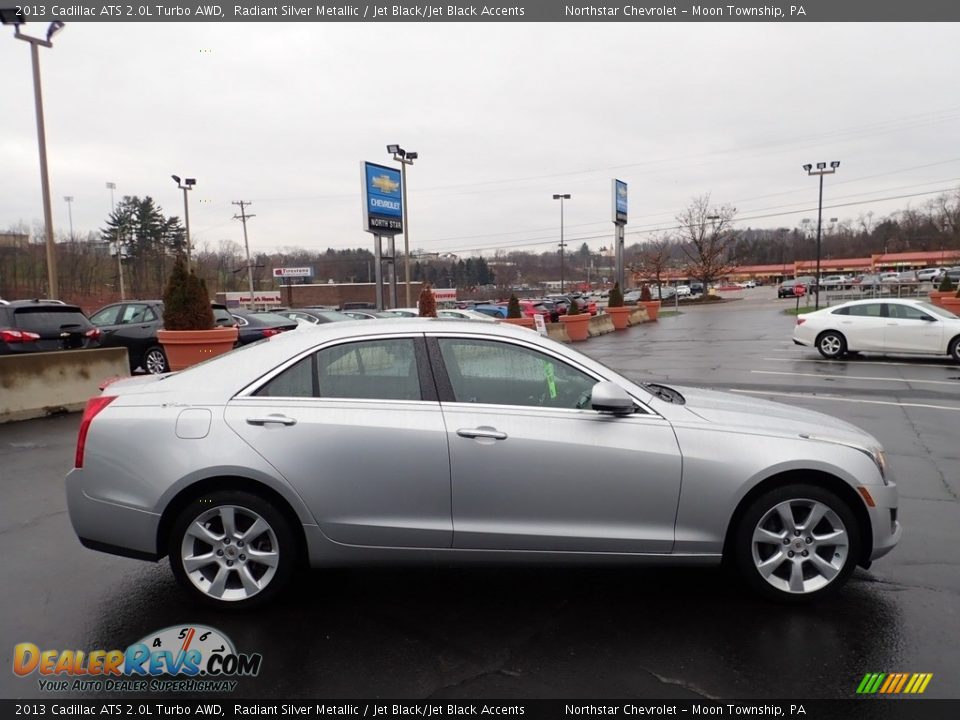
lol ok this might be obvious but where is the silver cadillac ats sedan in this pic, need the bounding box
[66,320,900,607]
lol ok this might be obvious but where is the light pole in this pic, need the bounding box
[387,144,418,306]
[553,193,570,293]
[63,196,74,240]
[802,161,840,310]
[3,14,66,298]
[171,175,196,266]
[106,181,124,299]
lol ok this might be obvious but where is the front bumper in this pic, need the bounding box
[865,480,901,562]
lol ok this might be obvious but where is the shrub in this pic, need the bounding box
[565,297,581,316]
[939,273,955,292]
[640,285,652,302]
[162,255,214,331]
[418,284,437,317]
[506,294,522,318]
[608,282,624,308]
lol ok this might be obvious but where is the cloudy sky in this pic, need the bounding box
[2,21,959,258]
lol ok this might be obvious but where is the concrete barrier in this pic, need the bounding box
[546,323,571,343]
[627,307,650,325]
[0,348,130,423]
[588,314,616,337]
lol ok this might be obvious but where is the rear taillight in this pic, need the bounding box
[85,328,101,340]
[261,328,282,338]
[796,318,806,325]
[75,396,116,468]
[1,329,41,343]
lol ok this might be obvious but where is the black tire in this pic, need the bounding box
[169,490,297,609]
[816,331,847,359]
[143,345,169,375]
[949,336,960,364]
[733,484,861,603]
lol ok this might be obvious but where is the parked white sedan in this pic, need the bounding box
[793,298,960,361]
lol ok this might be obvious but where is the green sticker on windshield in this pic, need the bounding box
[543,361,557,399]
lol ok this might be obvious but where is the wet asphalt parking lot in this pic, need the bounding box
[2,287,958,701]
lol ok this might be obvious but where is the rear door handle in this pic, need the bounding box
[246,414,297,426]
[457,427,507,440]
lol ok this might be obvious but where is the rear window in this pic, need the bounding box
[252,312,295,325]
[13,308,90,333]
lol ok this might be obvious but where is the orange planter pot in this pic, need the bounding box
[939,296,960,316]
[641,300,661,321]
[605,306,632,330]
[158,327,240,371]
[559,313,591,342]
[929,290,954,309]
[500,317,536,329]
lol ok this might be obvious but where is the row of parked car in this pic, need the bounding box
[779,267,960,297]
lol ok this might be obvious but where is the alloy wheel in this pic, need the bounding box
[751,498,850,595]
[144,348,168,374]
[180,504,280,602]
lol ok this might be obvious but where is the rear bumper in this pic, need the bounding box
[65,469,162,559]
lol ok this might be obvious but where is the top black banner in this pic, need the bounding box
[2,0,960,22]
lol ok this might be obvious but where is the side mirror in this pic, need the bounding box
[591,381,635,415]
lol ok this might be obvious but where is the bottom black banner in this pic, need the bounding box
[2,699,957,720]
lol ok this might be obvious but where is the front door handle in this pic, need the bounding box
[457,427,507,440]
[246,414,297,427]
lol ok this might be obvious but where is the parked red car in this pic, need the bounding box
[496,300,552,320]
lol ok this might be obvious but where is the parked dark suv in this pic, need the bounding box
[0,300,101,355]
[89,300,235,374]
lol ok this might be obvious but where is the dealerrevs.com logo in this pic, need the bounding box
[13,625,262,693]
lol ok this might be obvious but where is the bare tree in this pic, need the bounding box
[632,235,672,297]
[675,194,738,291]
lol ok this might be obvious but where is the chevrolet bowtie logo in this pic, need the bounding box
[371,174,400,193]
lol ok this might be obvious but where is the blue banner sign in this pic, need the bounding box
[612,179,628,225]
[362,161,403,234]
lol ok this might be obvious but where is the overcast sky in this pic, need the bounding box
[2,22,959,258]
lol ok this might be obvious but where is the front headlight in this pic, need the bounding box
[870,447,890,485]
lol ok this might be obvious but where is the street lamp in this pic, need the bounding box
[387,144,418,306]
[802,160,840,310]
[172,175,196,266]
[106,181,125,299]
[3,13,66,298]
[63,196,74,240]
[553,194,571,292]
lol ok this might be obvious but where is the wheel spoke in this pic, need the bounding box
[183,552,217,574]
[239,517,270,544]
[187,521,221,545]
[208,566,230,598]
[219,507,237,539]
[757,550,787,578]
[801,503,827,531]
[247,548,279,568]
[238,565,262,595]
[753,527,785,545]
[809,553,840,581]
[814,528,848,546]
[788,560,805,593]
[776,504,797,533]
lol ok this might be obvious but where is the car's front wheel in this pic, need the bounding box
[816,331,847,359]
[143,346,169,374]
[733,484,860,602]
[949,336,960,364]
[169,490,296,608]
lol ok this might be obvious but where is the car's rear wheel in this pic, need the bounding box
[143,346,169,374]
[169,490,296,608]
[816,331,847,359]
[734,484,860,602]
[949,336,960,364]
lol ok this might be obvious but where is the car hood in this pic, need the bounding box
[661,385,879,448]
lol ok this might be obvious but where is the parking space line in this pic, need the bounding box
[750,369,958,386]
[729,389,960,412]
[761,357,959,370]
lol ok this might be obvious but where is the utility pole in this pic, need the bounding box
[232,201,257,309]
